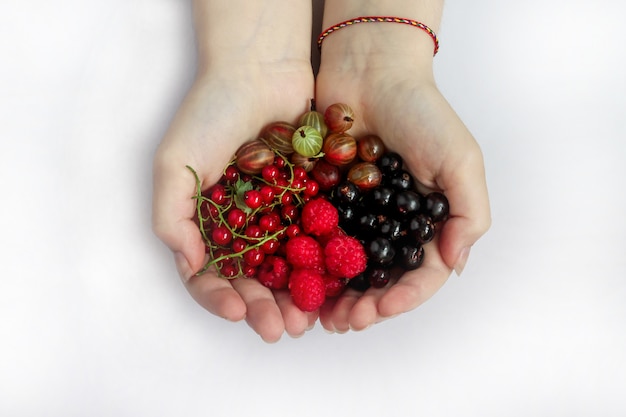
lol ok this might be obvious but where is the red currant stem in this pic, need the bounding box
[245,152,307,208]
[197,227,287,277]
[186,165,213,244]
[222,159,236,175]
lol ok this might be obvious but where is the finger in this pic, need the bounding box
[274,290,319,337]
[437,140,491,275]
[152,155,207,281]
[346,286,389,331]
[319,297,339,332]
[323,289,362,333]
[231,277,285,343]
[377,239,450,318]
[185,272,247,322]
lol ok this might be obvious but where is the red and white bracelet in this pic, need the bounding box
[317,16,440,56]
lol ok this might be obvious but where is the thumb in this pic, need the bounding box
[152,156,207,282]
[437,144,491,276]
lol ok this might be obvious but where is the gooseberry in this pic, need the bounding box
[298,110,328,138]
[357,134,386,162]
[260,121,296,155]
[324,103,354,133]
[347,161,382,191]
[323,132,357,166]
[292,125,323,157]
[235,140,275,175]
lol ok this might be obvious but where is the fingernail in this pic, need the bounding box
[454,246,471,276]
[350,323,372,332]
[174,251,193,282]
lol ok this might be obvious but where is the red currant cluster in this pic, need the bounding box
[190,154,320,279]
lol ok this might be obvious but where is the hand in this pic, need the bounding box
[152,61,317,342]
[315,49,491,332]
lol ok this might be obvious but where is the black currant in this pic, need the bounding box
[348,272,371,292]
[331,180,361,206]
[394,190,423,218]
[365,237,396,266]
[398,244,425,270]
[407,213,435,244]
[367,267,392,288]
[337,203,358,233]
[387,169,414,191]
[378,217,404,242]
[356,212,379,238]
[365,186,395,214]
[424,192,450,223]
[377,152,403,175]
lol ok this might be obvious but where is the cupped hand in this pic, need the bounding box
[152,62,316,342]
[315,61,491,333]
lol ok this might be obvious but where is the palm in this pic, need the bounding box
[315,67,488,331]
[154,63,316,341]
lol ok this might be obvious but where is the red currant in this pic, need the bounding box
[212,225,232,246]
[245,225,263,241]
[260,238,279,255]
[285,224,301,238]
[290,179,305,191]
[259,213,280,233]
[303,180,319,197]
[243,248,265,267]
[281,204,299,223]
[293,166,307,180]
[227,208,246,229]
[223,165,239,183]
[210,185,228,205]
[207,204,220,219]
[219,263,239,278]
[231,237,247,253]
[212,249,232,267]
[281,191,294,205]
[262,165,280,183]
[259,185,275,205]
[242,264,257,278]
[244,190,263,210]
[274,156,286,169]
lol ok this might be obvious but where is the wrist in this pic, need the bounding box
[192,0,311,74]
[318,1,442,74]
[321,0,443,30]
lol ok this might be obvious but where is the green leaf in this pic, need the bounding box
[233,177,254,214]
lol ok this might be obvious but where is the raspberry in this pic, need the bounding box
[300,197,339,236]
[285,235,325,272]
[257,256,290,290]
[324,235,368,279]
[289,269,326,312]
[315,226,345,247]
[324,275,347,298]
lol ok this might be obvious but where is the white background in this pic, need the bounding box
[1,0,625,416]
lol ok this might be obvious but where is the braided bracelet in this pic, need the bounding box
[317,16,439,56]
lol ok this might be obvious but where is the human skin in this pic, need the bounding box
[153,0,491,341]
[315,0,491,332]
[152,0,317,342]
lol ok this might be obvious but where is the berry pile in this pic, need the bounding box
[330,152,449,291]
[188,102,449,311]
